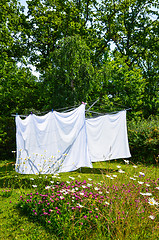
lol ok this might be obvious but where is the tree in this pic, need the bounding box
[0,0,41,159]
[94,0,159,65]
[22,0,98,72]
[0,61,40,159]
[0,0,29,61]
[39,35,96,110]
[93,54,146,117]
[93,0,159,116]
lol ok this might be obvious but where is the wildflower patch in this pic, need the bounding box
[17,176,159,239]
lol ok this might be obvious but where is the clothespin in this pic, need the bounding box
[52,109,53,112]
[82,102,87,105]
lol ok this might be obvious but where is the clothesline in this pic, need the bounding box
[11,98,132,117]
[11,108,132,118]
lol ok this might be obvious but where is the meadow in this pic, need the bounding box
[0,159,158,240]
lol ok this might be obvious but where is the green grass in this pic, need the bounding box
[0,159,158,240]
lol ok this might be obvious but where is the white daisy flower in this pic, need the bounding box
[77,203,84,208]
[140,192,152,196]
[80,192,84,196]
[117,165,121,168]
[138,181,144,184]
[60,196,64,200]
[69,176,75,180]
[124,160,129,164]
[148,198,158,206]
[149,215,155,220]
[130,177,136,180]
[87,183,92,187]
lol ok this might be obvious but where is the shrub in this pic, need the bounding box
[128,116,159,163]
[0,116,16,160]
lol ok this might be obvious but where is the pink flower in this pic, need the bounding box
[84,215,87,219]
[95,215,98,218]
[48,221,51,223]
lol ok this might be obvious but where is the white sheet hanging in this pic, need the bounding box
[15,104,92,174]
[86,111,131,162]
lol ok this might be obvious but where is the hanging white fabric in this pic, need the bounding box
[15,105,131,174]
[15,104,92,174]
[86,111,131,162]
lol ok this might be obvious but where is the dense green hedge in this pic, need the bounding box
[0,115,158,163]
[127,116,159,163]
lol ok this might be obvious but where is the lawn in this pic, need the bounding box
[0,159,158,240]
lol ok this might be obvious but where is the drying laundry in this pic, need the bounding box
[15,104,131,174]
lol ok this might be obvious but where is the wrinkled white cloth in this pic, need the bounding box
[15,104,92,174]
[86,111,131,162]
[15,105,131,174]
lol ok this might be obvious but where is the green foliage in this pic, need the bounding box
[0,61,41,159]
[128,116,159,163]
[40,35,96,109]
[95,0,159,116]
[95,55,146,117]
[0,0,28,60]
[25,0,97,71]
[0,116,15,160]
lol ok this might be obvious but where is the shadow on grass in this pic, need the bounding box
[0,160,15,178]
[75,167,117,175]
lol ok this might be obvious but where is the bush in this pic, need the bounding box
[127,116,159,163]
[0,116,16,160]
